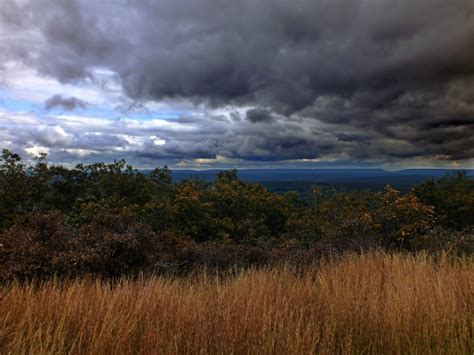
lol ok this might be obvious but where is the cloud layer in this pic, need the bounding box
[1,0,474,167]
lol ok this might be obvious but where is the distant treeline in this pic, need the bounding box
[0,149,473,281]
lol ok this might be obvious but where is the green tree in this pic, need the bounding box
[413,172,474,229]
[0,149,28,227]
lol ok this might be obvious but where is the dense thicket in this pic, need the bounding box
[0,149,473,280]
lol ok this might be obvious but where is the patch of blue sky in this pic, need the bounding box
[0,96,186,122]
[136,111,182,120]
[0,98,35,112]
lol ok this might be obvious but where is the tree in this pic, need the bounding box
[0,149,28,228]
[413,172,474,229]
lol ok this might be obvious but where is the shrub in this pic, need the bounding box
[373,186,435,249]
[195,241,269,270]
[0,211,75,281]
[0,207,198,281]
[412,227,474,254]
[73,205,163,277]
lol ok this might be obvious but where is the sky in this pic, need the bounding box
[1,0,474,169]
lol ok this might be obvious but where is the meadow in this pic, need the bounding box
[1,252,473,354]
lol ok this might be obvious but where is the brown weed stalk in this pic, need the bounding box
[0,252,473,354]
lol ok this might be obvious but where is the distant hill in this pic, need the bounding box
[159,168,474,194]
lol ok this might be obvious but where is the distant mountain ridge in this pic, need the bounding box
[164,168,474,180]
[140,168,474,193]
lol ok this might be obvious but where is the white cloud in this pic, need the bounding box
[0,61,121,106]
[25,145,50,156]
[150,136,166,146]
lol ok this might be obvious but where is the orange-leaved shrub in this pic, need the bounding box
[287,186,435,250]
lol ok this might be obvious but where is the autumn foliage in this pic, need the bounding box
[0,149,473,281]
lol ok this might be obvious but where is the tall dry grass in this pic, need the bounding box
[0,252,473,354]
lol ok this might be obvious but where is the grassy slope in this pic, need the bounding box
[0,253,473,354]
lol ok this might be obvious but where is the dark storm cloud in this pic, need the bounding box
[246,108,274,123]
[44,94,88,111]
[2,0,474,164]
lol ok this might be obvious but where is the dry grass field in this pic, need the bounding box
[0,252,473,354]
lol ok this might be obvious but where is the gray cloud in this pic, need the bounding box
[44,94,88,111]
[1,0,474,165]
[246,108,274,123]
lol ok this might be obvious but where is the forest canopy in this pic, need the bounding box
[0,149,473,281]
